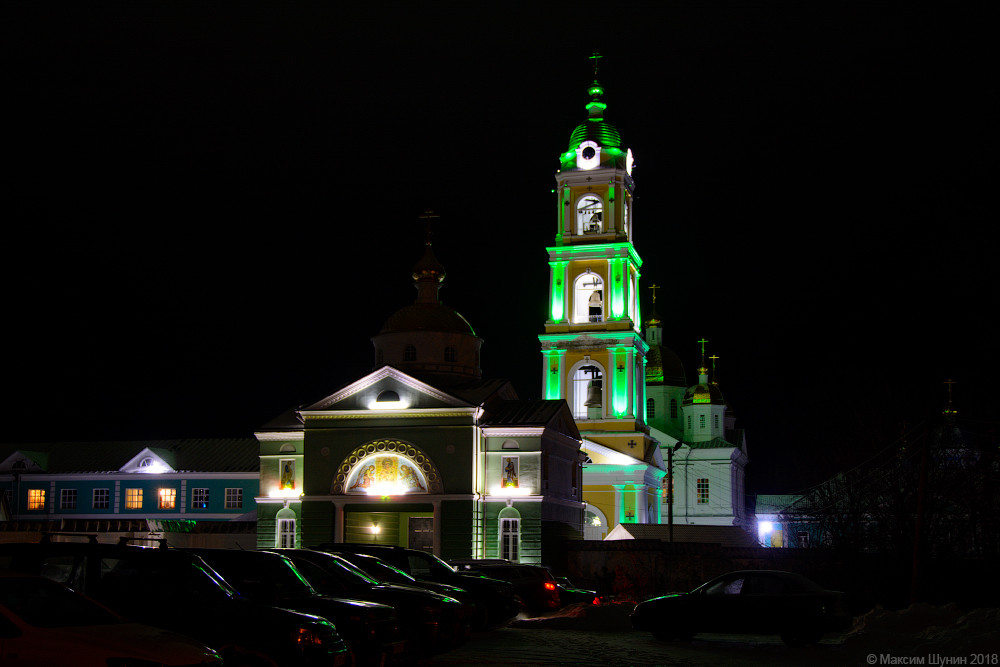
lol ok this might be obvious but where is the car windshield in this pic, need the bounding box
[347,554,418,585]
[0,576,122,628]
[202,554,317,600]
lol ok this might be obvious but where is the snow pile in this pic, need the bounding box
[509,602,635,632]
[843,603,1000,654]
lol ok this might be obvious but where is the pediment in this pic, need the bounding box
[302,366,470,412]
[120,447,175,474]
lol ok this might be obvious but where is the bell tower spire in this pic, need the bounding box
[539,61,659,532]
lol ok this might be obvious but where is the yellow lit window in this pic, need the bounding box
[27,488,46,510]
[158,488,176,509]
[125,488,143,510]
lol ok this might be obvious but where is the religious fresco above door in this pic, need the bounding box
[333,439,443,495]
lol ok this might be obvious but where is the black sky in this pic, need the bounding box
[3,3,993,495]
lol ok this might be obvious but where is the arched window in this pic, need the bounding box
[403,345,416,361]
[583,504,608,540]
[276,507,297,548]
[572,364,603,420]
[646,397,655,418]
[575,194,603,235]
[498,506,520,562]
[573,272,603,324]
[444,346,456,362]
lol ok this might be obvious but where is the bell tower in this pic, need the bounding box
[539,58,662,531]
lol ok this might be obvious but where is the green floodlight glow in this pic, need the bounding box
[586,101,607,113]
[610,259,626,319]
[550,261,568,321]
[544,352,563,400]
[612,347,628,417]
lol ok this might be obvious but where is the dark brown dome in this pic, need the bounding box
[379,303,476,336]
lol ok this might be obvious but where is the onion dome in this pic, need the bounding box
[646,345,688,387]
[682,365,726,406]
[567,79,622,151]
[373,233,483,385]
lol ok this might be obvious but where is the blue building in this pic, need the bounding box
[0,439,258,546]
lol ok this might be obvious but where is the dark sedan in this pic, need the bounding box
[630,570,851,646]
[271,548,470,655]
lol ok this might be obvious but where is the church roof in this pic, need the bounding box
[0,439,259,474]
[481,399,569,426]
[685,436,736,450]
[645,344,687,386]
[378,302,476,336]
[683,381,726,406]
[567,79,621,151]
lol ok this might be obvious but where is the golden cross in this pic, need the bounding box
[649,283,661,303]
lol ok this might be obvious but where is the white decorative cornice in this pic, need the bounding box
[255,431,305,442]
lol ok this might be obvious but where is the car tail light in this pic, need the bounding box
[544,582,556,591]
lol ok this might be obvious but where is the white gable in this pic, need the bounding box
[304,366,469,411]
[120,448,175,474]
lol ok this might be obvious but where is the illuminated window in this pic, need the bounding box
[670,399,678,419]
[500,516,519,562]
[191,488,209,509]
[225,488,243,509]
[403,345,416,361]
[697,478,709,504]
[125,488,143,510]
[27,489,46,510]
[93,488,109,509]
[573,272,603,324]
[444,346,456,362]
[138,457,154,469]
[277,518,296,548]
[158,488,176,509]
[646,398,655,418]
[59,489,77,510]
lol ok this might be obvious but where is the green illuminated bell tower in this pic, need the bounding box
[539,64,663,533]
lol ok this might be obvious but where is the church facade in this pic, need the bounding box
[254,238,584,564]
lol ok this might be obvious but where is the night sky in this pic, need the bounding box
[4,3,992,496]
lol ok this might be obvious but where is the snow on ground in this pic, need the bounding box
[511,601,1000,653]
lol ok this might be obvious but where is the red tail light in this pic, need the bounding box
[544,582,556,591]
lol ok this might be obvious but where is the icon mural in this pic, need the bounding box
[279,459,295,490]
[348,455,426,493]
[501,456,518,488]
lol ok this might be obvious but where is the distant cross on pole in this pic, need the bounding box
[709,354,720,382]
[418,210,439,244]
[943,378,957,415]
[697,338,709,360]
[649,283,661,304]
[589,51,603,79]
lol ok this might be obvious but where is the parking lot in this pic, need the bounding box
[416,625,853,667]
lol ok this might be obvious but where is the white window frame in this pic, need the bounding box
[60,488,77,510]
[191,488,209,509]
[277,518,296,548]
[573,272,604,324]
[500,517,519,562]
[225,487,243,509]
[93,488,110,509]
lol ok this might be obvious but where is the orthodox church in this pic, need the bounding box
[254,231,584,564]
[537,76,749,540]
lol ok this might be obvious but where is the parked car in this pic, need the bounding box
[312,543,520,629]
[0,537,349,667]
[449,559,560,613]
[185,547,407,666]
[271,548,470,655]
[554,576,601,606]
[630,569,852,646]
[327,550,482,622]
[0,572,222,667]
